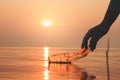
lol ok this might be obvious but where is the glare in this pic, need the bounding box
[44,69,49,80]
[43,47,49,80]
[43,21,52,27]
[43,47,49,60]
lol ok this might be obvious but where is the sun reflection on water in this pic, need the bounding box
[43,47,49,80]
[43,47,49,61]
[44,69,49,80]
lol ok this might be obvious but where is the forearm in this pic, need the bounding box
[100,9,119,29]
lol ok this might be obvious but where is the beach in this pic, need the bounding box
[0,47,119,80]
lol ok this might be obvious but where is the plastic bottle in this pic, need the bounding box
[48,48,91,63]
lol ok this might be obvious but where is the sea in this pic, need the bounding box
[0,47,119,80]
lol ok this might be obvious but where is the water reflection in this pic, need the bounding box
[43,47,94,80]
[44,68,49,80]
[48,63,90,80]
[43,47,49,80]
[43,61,49,80]
[43,47,49,61]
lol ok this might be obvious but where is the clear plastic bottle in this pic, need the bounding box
[48,48,91,63]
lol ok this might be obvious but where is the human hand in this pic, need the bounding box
[81,26,110,51]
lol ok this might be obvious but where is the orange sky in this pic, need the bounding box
[0,0,120,48]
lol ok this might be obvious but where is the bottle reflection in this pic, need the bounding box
[48,63,90,80]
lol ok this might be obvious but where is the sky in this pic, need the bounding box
[0,0,120,48]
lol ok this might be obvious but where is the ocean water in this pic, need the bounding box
[0,47,119,80]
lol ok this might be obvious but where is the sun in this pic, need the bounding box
[42,20,52,27]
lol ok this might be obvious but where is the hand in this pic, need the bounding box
[81,26,110,51]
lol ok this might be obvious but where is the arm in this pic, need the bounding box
[81,8,119,51]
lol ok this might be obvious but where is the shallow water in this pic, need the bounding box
[0,47,119,80]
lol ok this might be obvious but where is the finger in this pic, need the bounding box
[89,37,99,51]
[81,31,91,49]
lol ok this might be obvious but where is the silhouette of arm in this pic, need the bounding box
[81,1,120,51]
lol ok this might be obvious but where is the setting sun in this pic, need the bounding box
[42,20,52,27]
